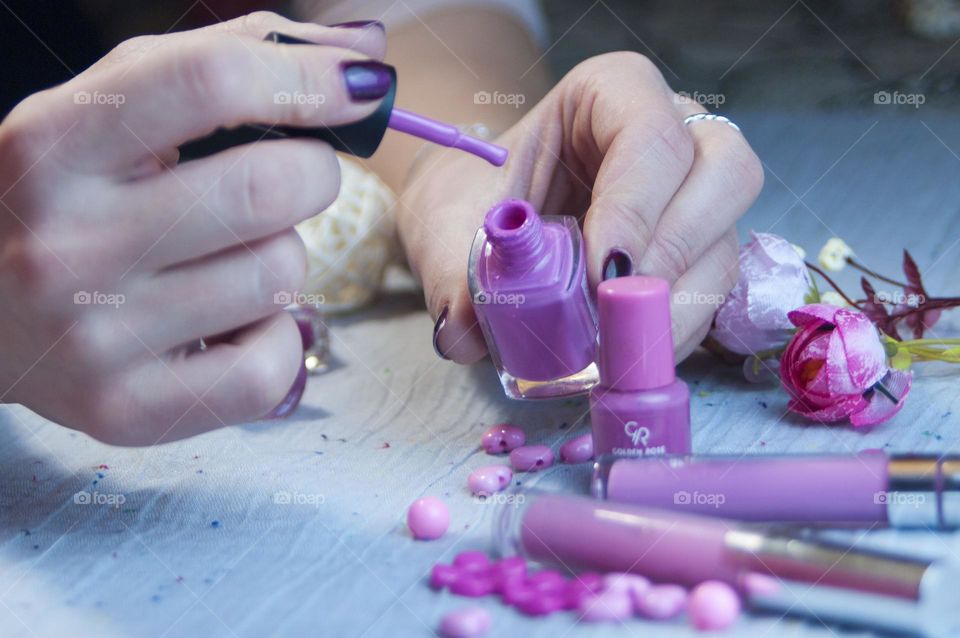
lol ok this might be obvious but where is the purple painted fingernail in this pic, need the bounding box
[509,445,555,472]
[342,61,392,101]
[263,363,307,419]
[328,20,385,30]
[602,248,633,281]
[433,305,450,360]
[559,433,594,464]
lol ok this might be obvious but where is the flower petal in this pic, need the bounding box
[850,370,913,427]
[788,303,839,328]
[832,309,886,392]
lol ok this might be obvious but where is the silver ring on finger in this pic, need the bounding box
[682,113,741,133]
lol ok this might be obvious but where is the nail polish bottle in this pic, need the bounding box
[468,199,598,399]
[590,276,690,456]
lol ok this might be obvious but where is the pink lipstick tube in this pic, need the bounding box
[592,452,960,529]
[494,492,960,636]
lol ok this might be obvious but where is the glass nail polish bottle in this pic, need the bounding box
[468,199,598,399]
[590,276,691,456]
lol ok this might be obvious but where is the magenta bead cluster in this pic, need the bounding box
[430,552,741,631]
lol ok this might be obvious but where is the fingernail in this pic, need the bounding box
[264,363,307,419]
[342,61,393,101]
[433,305,451,360]
[328,20,385,31]
[602,248,634,281]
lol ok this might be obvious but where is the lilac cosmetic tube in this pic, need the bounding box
[592,452,960,529]
[468,199,598,399]
[495,492,960,636]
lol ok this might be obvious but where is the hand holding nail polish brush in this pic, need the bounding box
[180,32,508,166]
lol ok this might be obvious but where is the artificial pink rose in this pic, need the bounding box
[780,304,912,427]
[711,232,812,356]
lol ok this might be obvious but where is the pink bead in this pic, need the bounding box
[516,592,565,617]
[688,581,741,631]
[450,575,496,598]
[527,569,567,593]
[491,557,527,592]
[559,433,595,463]
[578,589,634,622]
[438,606,491,638]
[453,551,492,576]
[602,572,650,596]
[467,465,513,497]
[481,423,526,454]
[501,581,536,607]
[634,584,688,620]
[509,445,555,472]
[564,573,604,610]
[430,564,460,590]
[407,496,450,540]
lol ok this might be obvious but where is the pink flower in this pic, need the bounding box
[780,304,912,427]
[711,232,812,356]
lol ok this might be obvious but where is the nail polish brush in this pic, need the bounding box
[179,32,507,166]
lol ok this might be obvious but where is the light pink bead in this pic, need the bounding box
[559,433,595,463]
[634,584,687,620]
[468,465,513,497]
[438,606,491,638]
[602,572,650,597]
[688,581,741,631]
[577,589,633,622]
[430,564,460,590]
[407,496,449,540]
[509,445,555,472]
[481,423,526,454]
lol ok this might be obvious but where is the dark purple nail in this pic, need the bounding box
[602,249,633,281]
[264,363,307,419]
[433,305,450,360]
[328,20,385,31]
[265,32,317,45]
[342,61,392,101]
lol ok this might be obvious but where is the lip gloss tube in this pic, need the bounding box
[591,452,960,529]
[494,492,960,637]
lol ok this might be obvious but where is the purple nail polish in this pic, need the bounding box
[263,363,307,419]
[432,305,450,360]
[328,20,385,30]
[602,248,633,281]
[590,276,691,457]
[468,199,598,399]
[342,61,392,101]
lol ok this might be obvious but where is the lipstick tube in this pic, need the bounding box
[592,452,960,529]
[494,492,960,637]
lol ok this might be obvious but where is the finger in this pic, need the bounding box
[636,116,763,282]
[577,60,697,287]
[670,230,739,359]
[103,311,303,445]
[116,139,338,270]
[122,230,305,353]
[58,35,392,171]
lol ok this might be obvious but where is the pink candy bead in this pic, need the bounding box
[634,584,688,620]
[431,564,460,590]
[516,592,565,617]
[688,581,741,631]
[453,551,492,575]
[407,496,450,540]
[438,606,491,638]
[481,424,526,454]
[559,433,595,463]
[467,465,513,497]
[527,569,566,593]
[578,588,634,622]
[564,573,604,610]
[602,572,650,597]
[451,576,496,598]
[509,445,555,472]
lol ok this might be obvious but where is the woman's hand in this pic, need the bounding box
[398,52,763,363]
[0,12,387,444]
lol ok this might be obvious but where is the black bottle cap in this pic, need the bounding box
[179,32,396,161]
